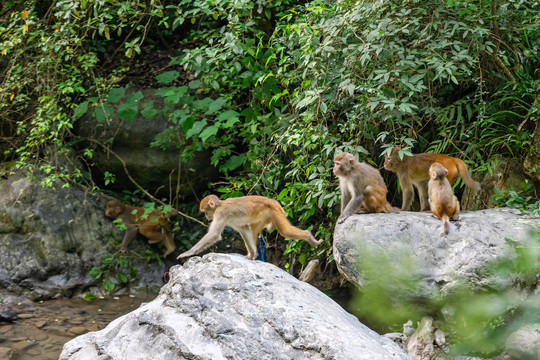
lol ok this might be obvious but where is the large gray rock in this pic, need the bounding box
[59,253,412,360]
[0,170,167,299]
[334,208,540,297]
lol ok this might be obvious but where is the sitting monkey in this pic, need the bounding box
[427,162,460,234]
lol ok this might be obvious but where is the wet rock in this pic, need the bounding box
[68,326,87,336]
[0,303,17,322]
[60,253,412,360]
[0,324,13,333]
[34,320,46,328]
[17,313,34,319]
[334,208,540,298]
[0,347,13,360]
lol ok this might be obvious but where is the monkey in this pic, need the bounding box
[176,195,322,261]
[105,199,177,257]
[428,162,460,234]
[383,147,481,211]
[333,152,393,224]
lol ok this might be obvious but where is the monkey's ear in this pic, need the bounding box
[349,158,354,165]
[208,199,216,208]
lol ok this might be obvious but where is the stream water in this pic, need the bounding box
[0,294,157,360]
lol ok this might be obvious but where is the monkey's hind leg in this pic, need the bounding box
[161,228,176,257]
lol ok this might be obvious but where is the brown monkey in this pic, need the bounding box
[105,200,177,257]
[333,152,393,224]
[383,147,481,211]
[177,195,322,260]
[428,162,460,234]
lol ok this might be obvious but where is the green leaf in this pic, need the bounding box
[73,101,89,119]
[88,267,102,279]
[199,125,219,142]
[118,103,138,122]
[126,91,144,105]
[277,188,288,201]
[156,70,180,84]
[83,292,96,301]
[186,119,207,139]
[103,280,115,292]
[222,117,240,128]
[141,101,160,118]
[94,104,114,122]
[188,80,202,89]
[192,98,214,111]
[116,272,128,284]
[107,87,125,103]
[207,97,228,114]
[222,154,246,171]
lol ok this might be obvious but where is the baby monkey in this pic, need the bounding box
[428,162,460,234]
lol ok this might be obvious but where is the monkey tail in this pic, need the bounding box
[270,203,322,246]
[442,215,450,235]
[456,159,481,191]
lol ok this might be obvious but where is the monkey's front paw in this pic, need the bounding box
[176,251,191,260]
[337,216,348,224]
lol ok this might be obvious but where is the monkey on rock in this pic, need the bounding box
[333,152,393,224]
[177,195,322,261]
[384,147,481,211]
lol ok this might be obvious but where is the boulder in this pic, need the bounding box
[333,208,540,298]
[0,170,168,299]
[505,324,540,359]
[73,88,218,198]
[60,253,412,360]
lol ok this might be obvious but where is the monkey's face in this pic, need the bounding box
[333,153,353,176]
[200,197,218,221]
[333,160,342,176]
[383,148,401,170]
[105,206,117,219]
[201,205,216,221]
[105,201,122,219]
[383,153,397,170]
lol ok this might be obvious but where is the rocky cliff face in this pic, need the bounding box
[0,170,168,299]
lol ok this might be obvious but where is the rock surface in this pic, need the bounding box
[505,324,540,359]
[334,208,540,297]
[0,170,167,299]
[60,253,412,360]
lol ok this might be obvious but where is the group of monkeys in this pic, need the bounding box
[104,147,481,261]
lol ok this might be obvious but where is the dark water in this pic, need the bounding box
[0,294,157,360]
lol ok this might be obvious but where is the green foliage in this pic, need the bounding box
[1,0,538,273]
[351,232,540,357]
[492,179,540,215]
[88,254,138,295]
